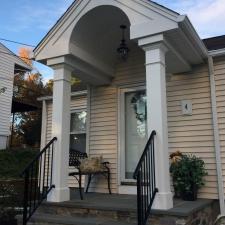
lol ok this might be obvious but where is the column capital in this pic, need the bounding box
[141,42,168,54]
[47,56,74,72]
[138,34,168,52]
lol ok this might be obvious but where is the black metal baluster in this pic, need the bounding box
[147,148,150,206]
[46,147,50,190]
[33,160,38,211]
[133,131,157,225]
[29,164,34,216]
[152,138,156,191]
[150,141,153,199]
[143,158,146,219]
[42,151,47,198]
[137,171,141,225]
[50,143,54,187]
[38,154,42,204]
[21,137,57,225]
[23,170,29,225]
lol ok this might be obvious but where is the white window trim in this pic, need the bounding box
[70,108,87,149]
[70,108,87,132]
[118,85,146,194]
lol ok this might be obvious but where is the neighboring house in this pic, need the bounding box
[0,43,31,149]
[18,1,225,225]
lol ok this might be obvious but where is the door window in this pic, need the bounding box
[125,90,147,179]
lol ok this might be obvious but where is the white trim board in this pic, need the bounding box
[117,85,146,194]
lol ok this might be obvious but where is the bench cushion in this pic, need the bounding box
[79,157,106,173]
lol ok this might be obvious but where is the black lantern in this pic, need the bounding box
[117,25,129,60]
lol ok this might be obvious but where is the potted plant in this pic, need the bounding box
[170,152,208,201]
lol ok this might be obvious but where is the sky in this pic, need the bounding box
[0,0,225,82]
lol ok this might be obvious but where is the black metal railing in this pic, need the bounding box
[133,130,158,225]
[21,137,57,225]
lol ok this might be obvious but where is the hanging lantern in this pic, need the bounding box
[117,25,129,61]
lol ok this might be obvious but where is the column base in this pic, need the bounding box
[152,192,173,210]
[47,187,70,202]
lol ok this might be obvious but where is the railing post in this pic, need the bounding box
[137,171,142,225]
[21,137,57,225]
[23,170,29,225]
[133,131,157,225]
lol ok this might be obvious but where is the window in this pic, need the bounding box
[70,110,87,153]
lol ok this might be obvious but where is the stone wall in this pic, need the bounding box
[149,200,219,225]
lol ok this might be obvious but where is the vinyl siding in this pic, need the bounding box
[88,44,218,198]
[167,65,217,199]
[213,56,225,198]
[0,43,30,146]
[88,45,145,193]
[44,94,87,187]
[41,45,223,199]
[0,44,15,140]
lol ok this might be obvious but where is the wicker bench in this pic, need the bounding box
[69,149,111,200]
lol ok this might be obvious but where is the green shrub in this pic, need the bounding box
[0,149,39,179]
[170,154,208,199]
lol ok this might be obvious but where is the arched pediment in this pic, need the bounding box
[34,0,179,63]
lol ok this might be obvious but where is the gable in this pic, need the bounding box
[34,0,181,62]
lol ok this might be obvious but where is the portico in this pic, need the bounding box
[34,0,208,211]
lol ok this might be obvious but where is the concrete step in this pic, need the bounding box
[27,213,137,225]
[37,200,137,222]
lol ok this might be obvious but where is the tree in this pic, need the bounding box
[18,47,33,67]
[12,48,46,147]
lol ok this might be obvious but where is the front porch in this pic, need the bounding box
[33,0,211,217]
[18,190,219,225]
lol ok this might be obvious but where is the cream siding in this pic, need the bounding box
[88,44,218,198]
[42,46,224,199]
[44,95,87,187]
[167,65,217,199]
[88,45,145,193]
[213,56,225,198]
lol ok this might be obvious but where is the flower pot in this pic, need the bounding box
[181,185,198,201]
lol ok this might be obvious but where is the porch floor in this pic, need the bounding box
[67,188,214,217]
[29,189,218,225]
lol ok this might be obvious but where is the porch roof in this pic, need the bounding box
[34,0,208,85]
[33,0,180,54]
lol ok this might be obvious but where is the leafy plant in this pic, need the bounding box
[170,153,208,199]
[0,149,38,179]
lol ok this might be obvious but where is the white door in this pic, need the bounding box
[119,87,148,194]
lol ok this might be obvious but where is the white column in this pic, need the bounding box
[141,42,173,210]
[47,64,72,202]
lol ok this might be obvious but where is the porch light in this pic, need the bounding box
[117,25,129,61]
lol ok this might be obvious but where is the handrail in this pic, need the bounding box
[21,137,57,175]
[21,137,57,225]
[133,130,156,179]
[133,130,158,225]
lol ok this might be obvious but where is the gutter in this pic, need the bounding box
[208,56,225,215]
[209,48,225,57]
[177,15,208,58]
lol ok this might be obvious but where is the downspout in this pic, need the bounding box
[208,55,225,215]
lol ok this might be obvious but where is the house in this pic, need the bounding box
[18,1,225,225]
[0,43,31,149]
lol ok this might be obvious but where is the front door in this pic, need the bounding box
[119,87,148,194]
